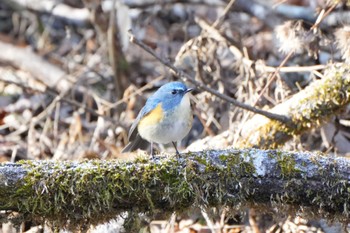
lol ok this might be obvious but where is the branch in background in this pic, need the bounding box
[123,0,225,9]
[232,0,285,28]
[0,41,72,93]
[0,77,118,124]
[322,10,350,28]
[233,0,350,29]
[3,0,90,26]
[4,0,348,30]
[273,3,316,22]
[238,63,350,148]
[188,64,350,150]
[128,31,290,124]
[0,149,349,230]
[195,17,326,74]
[107,0,129,101]
[82,0,129,102]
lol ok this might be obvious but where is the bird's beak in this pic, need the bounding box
[185,88,193,93]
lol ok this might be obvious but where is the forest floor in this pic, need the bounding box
[0,0,349,232]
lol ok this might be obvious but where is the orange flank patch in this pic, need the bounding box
[138,103,164,128]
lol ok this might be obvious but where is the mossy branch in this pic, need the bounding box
[1,149,350,229]
[239,63,350,148]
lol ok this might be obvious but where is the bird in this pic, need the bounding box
[122,82,193,156]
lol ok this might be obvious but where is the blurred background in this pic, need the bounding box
[0,0,350,232]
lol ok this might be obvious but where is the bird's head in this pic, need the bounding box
[152,82,193,111]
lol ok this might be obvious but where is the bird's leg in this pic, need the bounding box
[172,141,180,156]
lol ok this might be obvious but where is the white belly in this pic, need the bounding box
[138,95,192,144]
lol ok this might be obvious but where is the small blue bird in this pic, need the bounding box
[122,82,193,156]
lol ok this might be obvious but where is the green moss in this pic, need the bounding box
[12,159,196,230]
[240,120,297,149]
[274,151,301,178]
[292,67,350,129]
[218,152,255,176]
[193,156,208,167]
[241,64,350,149]
[5,147,350,229]
[180,151,257,208]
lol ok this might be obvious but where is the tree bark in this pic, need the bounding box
[1,149,349,229]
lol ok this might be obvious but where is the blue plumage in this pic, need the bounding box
[122,82,193,156]
[144,82,188,111]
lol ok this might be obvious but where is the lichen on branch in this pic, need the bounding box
[0,149,350,229]
[240,63,350,148]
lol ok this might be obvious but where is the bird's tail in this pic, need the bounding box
[121,134,149,153]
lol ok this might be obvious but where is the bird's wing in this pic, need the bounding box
[127,98,160,141]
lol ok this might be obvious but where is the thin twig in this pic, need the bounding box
[311,3,338,30]
[196,18,325,73]
[253,51,293,106]
[252,2,337,105]
[263,64,325,73]
[212,0,236,28]
[128,31,290,124]
[251,2,337,105]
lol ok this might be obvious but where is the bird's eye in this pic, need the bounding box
[171,90,177,95]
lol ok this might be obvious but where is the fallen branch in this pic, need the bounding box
[0,149,350,229]
[239,63,350,148]
[188,63,350,150]
[0,41,72,93]
[4,0,90,26]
